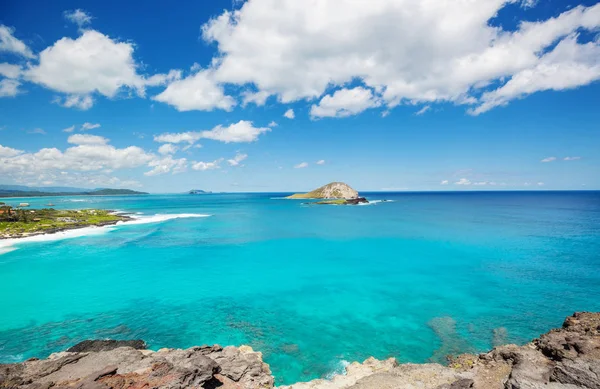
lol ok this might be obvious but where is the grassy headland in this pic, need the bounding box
[0,208,130,239]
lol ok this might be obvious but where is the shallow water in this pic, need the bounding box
[1,192,599,384]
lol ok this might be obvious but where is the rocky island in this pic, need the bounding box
[2,312,598,388]
[287,182,368,205]
[0,208,131,240]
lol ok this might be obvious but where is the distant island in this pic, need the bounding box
[286,182,368,205]
[189,189,212,194]
[0,187,148,198]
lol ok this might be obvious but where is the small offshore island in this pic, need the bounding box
[0,207,130,240]
[287,182,369,205]
[1,312,599,388]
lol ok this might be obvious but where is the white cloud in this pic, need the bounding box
[294,162,308,169]
[316,159,325,165]
[538,182,545,186]
[201,1,600,114]
[268,121,278,127]
[564,156,581,161]
[62,125,75,133]
[0,144,23,157]
[0,79,21,97]
[152,69,235,111]
[64,9,92,28]
[0,63,21,79]
[284,109,295,119]
[200,120,270,143]
[227,153,248,166]
[0,25,35,59]
[473,181,488,186]
[25,30,178,107]
[440,180,449,185]
[192,158,223,171]
[310,87,380,118]
[158,143,178,155]
[156,120,270,145]
[145,156,187,176]
[415,106,431,116]
[541,156,557,162]
[67,134,109,145]
[455,178,471,185]
[53,94,94,110]
[470,35,600,115]
[81,122,101,131]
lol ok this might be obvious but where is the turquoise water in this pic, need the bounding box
[1,192,599,384]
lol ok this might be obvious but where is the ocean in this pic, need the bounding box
[1,191,599,385]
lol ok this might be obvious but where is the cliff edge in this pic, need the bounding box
[1,312,599,389]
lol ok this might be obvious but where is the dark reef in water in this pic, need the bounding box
[1,312,599,388]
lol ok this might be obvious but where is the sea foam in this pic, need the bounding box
[0,213,210,255]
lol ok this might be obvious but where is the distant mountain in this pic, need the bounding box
[189,189,212,194]
[0,187,148,198]
[286,182,359,199]
[0,185,89,193]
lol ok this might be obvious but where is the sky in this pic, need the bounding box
[0,0,599,193]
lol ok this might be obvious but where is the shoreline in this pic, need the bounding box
[0,211,133,241]
[1,312,598,388]
[0,212,211,254]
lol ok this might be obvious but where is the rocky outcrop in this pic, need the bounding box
[0,343,273,389]
[1,313,599,389]
[287,182,359,200]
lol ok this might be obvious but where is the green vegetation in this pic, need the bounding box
[0,208,127,238]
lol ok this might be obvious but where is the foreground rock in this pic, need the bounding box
[287,182,360,200]
[1,312,599,388]
[0,342,273,389]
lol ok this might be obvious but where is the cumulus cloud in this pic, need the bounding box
[284,109,295,119]
[316,159,325,165]
[158,143,178,155]
[152,69,235,111]
[0,79,21,97]
[242,90,270,106]
[67,134,109,145]
[64,9,92,28]
[0,144,23,157]
[564,156,581,161]
[25,30,180,109]
[201,121,270,143]
[227,153,248,166]
[192,158,223,171]
[310,87,380,118]
[0,25,35,59]
[268,121,278,127]
[62,125,75,133]
[154,120,270,145]
[440,180,449,185]
[455,178,471,185]
[294,162,308,169]
[541,156,557,162]
[200,1,600,115]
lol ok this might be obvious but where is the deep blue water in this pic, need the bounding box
[0,191,599,384]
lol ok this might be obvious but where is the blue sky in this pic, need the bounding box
[0,0,599,193]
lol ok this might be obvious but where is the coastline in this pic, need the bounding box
[0,212,210,254]
[1,312,598,388]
